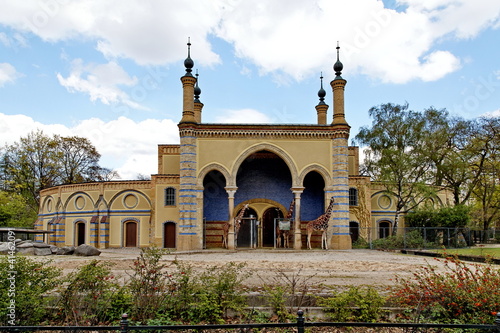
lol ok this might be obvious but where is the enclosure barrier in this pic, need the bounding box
[2,310,500,332]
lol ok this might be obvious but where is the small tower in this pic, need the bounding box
[315,73,329,125]
[177,39,202,250]
[331,42,347,125]
[329,42,351,250]
[193,70,204,123]
[180,39,197,124]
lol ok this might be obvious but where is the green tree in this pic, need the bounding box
[0,130,119,218]
[0,256,61,325]
[355,103,437,231]
[0,191,36,227]
[470,117,500,232]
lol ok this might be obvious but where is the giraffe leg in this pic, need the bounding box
[307,230,312,249]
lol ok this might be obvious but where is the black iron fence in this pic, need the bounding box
[2,311,500,332]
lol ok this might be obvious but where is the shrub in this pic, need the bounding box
[372,230,430,249]
[58,260,127,325]
[390,256,500,324]
[260,267,317,322]
[0,256,61,325]
[127,247,170,322]
[318,286,386,322]
[352,237,370,249]
[165,260,250,324]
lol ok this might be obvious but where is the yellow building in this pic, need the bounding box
[36,44,451,250]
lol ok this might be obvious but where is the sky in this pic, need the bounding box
[0,0,499,180]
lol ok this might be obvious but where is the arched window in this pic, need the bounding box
[164,187,176,206]
[349,188,358,206]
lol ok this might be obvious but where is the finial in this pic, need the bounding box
[317,72,326,104]
[334,41,343,79]
[194,69,201,102]
[184,37,194,76]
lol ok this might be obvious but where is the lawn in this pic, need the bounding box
[437,247,500,258]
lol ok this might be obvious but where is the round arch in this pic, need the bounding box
[63,191,96,212]
[229,143,299,187]
[299,164,331,188]
[197,163,230,188]
[109,189,152,209]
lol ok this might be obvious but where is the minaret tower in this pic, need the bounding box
[329,42,351,249]
[178,39,202,250]
[193,70,204,123]
[315,73,328,125]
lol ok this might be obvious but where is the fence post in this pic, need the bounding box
[297,309,305,333]
[120,313,129,333]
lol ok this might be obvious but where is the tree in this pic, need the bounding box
[355,103,438,232]
[470,117,500,232]
[0,191,36,228]
[422,110,490,206]
[0,130,119,219]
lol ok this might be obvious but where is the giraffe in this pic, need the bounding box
[222,204,249,249]
[306,196,335,250]
[276,199,295,248]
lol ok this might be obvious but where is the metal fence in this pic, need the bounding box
[353,227,500,250]
[2,311,500,332]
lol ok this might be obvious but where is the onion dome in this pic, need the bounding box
[317,73,326,105]
[184,38,194,76]
[194,70,201,102]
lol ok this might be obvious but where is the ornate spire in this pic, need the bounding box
[333,41,343,79]
[194,70,201,103]
[317,72,326,105]
[184,37,194,76]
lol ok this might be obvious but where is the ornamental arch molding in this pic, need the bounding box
[298,164,331,188]
[229,143,299,188]
[197,163,231,188]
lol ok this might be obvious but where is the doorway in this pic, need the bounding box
[76,222,86,246]
[124,221,138,247]
[379,221,391,239]
[164,222,176,248]
[237,208,257,248]
[262,208,283,247]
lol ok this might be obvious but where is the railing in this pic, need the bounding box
[2,311,500,332]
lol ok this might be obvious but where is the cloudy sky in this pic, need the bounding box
[0,0,499,179]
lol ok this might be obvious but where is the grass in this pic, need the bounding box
[436,247,500,258]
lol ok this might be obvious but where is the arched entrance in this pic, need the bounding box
[124,221,138,247]
[350,221,359,242]
[164,221,176,248]
[76,222,86,246]
[379,221,391,239]
[237,207,257,248]
[262,208,283,247]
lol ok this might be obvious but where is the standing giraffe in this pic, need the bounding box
[306,197,335,249]
[222,204,249,249]
[276,199,295,248]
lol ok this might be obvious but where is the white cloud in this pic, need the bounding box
[213,109,273,124]
[0,63,23,87]
[482,109,500,118]
[0,0,499,84]
[0,113,180,180]
[57,59,147,110]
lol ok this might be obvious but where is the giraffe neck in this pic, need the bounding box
[286,199,295,219]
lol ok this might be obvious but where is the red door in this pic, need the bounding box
[125,221,137,247]
[164,222,176,248]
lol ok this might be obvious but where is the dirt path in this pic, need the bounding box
[48,248,448,291]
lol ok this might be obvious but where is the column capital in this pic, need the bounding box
[225,186,238,198]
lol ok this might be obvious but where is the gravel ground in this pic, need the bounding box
[47,248,450,291]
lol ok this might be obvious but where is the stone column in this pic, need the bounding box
[292,188,304,249]
[225,187,237,250]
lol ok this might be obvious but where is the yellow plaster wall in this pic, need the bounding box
[197,139,332,175]
[161,155,180,174]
